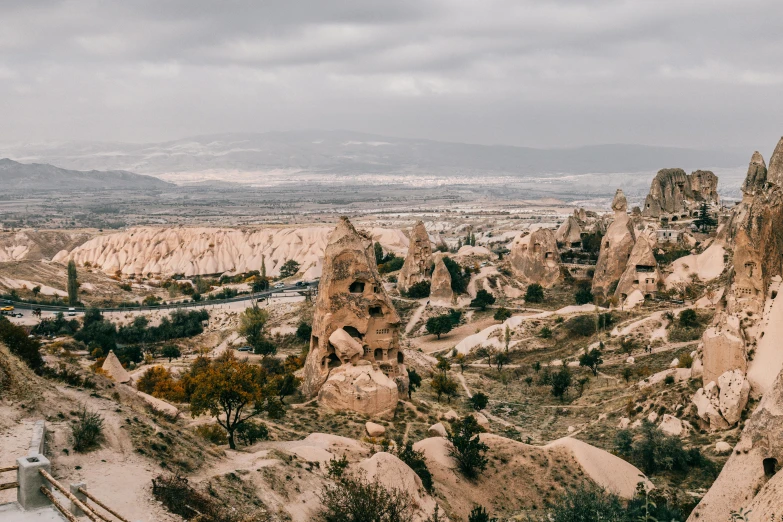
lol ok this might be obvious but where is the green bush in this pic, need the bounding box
[71,406,104,452]
[493,307,511,321]
[318,472,414,522]
[614,420,711,475]
[524,284,544,303]
[574,283,594,305]
[470,290,495,310]
[443,257,469,294]
[469,392,489,411]
[447,416,489,479]
[378,256,404,274]
[195,423,228,445]
[394,441,433,493]
[405,281,431,298]
[678,309,700,328]
[0,317,45,372]
[235,420,268,446]
[668,326,703,342]
[564,313,614,337]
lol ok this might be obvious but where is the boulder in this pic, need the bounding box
[618,417,631,429]
[365,421,386,437]
[358,452,439,519]
[472,412,490,429]
[302,217,408,407]
[593,189,636,300]
[659,414,690,437]
[442,410,458,421]
[398,221,433,294]
[714,441,732,454]
[317,363,399,416]
[717,369,750,426]
[102,351,131,383]
[509,227,562,288]
[647,411,659,423]
[626,357,635,365]
[692,383,729,430]
[670,358,680,368]
[429,256,454,306]
[702,324,746,386]
[428,423,447,437]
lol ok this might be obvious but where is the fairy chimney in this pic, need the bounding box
[429,255,454,306]
[509,227,561,288]
[398,221,433,294]
[592,189,636,301]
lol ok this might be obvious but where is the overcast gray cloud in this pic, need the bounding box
[1,0,782,151]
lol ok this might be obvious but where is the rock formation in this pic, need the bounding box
[102,351,131,383]
[687,366,783,521]
[642,168,719,219]
[428,255,453,306]
[692,369,750,430]
[52,225,411,278]
[397,221,433,294]
[555,215,583,248]
[302,217,407,415]
[592,189,636,301]
[509,227,561,288]
[614,233,659,304]
[574,208,588,222]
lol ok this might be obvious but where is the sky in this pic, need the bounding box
[1,0,782,152]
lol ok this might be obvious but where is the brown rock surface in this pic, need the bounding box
[398,221,433,294]
[555,215,583,247]
[429,255,453,306]
[642,168,719,218]
[302,217,407,414]
[614,233,659,303]
[592,189,636,301]
[102,351,131,383]
[509,227,561,288]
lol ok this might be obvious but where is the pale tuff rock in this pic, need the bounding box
[575,208,588,222]
[318,362,399,416]
[509,227,562,288]
[614,235,660,303]
[742,151,767,196]
[766,136,783,188]
[555,215,583,247]
[717,369,751,426]
[691,370,749,430]
[702,314,747,386]
[593,189,636,300]
[102,351,131,383]
[617,417,631,429]
[472,412,490,429]
[365,421,386,437]
[398,221,433,294]
[688,365,783,521]
[641,168,719,219]
[442,410,459,421]
[658,414,691,438]
[429,256,454,306]
[428,423,447,437]
[714,441,732,454]
[302,217,407,415]
[52,225,410,278]
[358,452,440,521]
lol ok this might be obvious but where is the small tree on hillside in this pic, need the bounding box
[468,506,498,522]
[239,305,271,355]
[524,283,544,303]
[447,416,489,479]
[574,283,594,305]
[550,365,572,401]
[162,345,181,362]
[493,307,511,322]
[578,348,603,376]
[407,368,422,400]
[67,260,79,306]
[374,242,384,265]
[469,392,488,411]
[470,289,495,310]
[431,372,458,402]
[694,201,717,232]
[189,352,267,449]
[426,315,453,339]
[279,259,300,278]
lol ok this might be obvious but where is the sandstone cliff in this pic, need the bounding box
[429,255,454,306]
[614,232,659,304]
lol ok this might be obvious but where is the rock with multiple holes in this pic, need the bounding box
[593,189,637,301]
[509,227,562,288]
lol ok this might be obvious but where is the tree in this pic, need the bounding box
[575,376,590,397]
[279,259,300,278]
[469,392,488,411]
[524,283,544,303]
[447,416,488,479]
[470,289,495,310]
[426,315,453,339]
[468,506,497,522]
[494,351,510,371]
[539,326,552,339]
[524,376,534,387]
[189,352,267,449]
[394,441,433,493]
[431,372,458,402]
[296,322,312,343]
[622,367,633,382]
[574,283,594,305]
[67,260,79,306]
[542,486,626,522]
[32,285,41,297]
[532,361,541,373]
[678,308,700,328]
[435,356,451,374]
[405,281,431,298]
[454,353,467,373]
[503,325,511,352]
[550,365,572,401]
[442,257,469,294]
[161,345,181,362]
[475,346,493,366]
[578,348,603,376]
[694,201,717,232]
[374,242,384,265]
[407,368,422,400]
[238,305,271,354]
[0,317,44,372]
[493,307,511,322]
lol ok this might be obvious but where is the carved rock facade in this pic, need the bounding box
[592,189,636,301]
[302,217,407,415]
[397,221,433,294]
[509,227,561,288]
[642,168,719,219]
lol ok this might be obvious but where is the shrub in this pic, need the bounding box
[447,416,489,479]
[296,322,312,342]
[318,472,414,522]
[468,506,497,522]
[615,420,710,475]
[678,353,694,368]
[71,406,104,452]
[470,290,495,310]
[668,325,702,343]
[195,423,229,445]
[574,283,594,305]
[405,281,431,298]
[426,315,453,339]
[152,474,242,522]
[469,392,489,411]
[578,348,603,376]
[442,257,469,294]
[524,284,544,303]
[431,373,458,403]
[493,307,511,322]
[0,317,44,372]
[378,256,404,274]
[564,313,614,337]
[537,486,625,522]
[678,309,700,328]
[664,374,675,385]
[235,420,268,446]
[394,441,433,493]
[539,326,552,339]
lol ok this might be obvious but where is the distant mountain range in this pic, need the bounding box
[0,158,173,191]
[0,131,749,180]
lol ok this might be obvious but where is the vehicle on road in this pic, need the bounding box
[67,307,77,316]
[237,346,252,352]
[274,282,285,289]
[1,306,14,312]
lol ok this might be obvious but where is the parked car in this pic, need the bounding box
[0,305,14,312]
[67,307,77,316]
[237,346,252,352]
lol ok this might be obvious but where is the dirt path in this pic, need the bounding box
[408,316,497,355]
[405,300,428,335]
